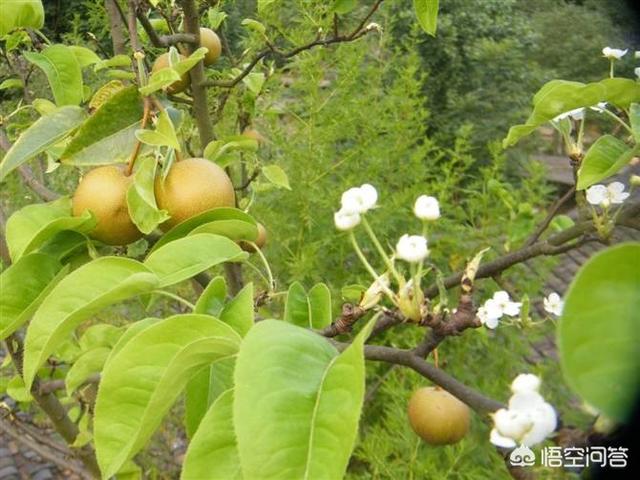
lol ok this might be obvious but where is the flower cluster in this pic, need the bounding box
[477,291,522,329]
[586,181,630,208]
[543,292,564,316]
[490,374,557,448]
[333,183,378,231]
[333,185,441,320]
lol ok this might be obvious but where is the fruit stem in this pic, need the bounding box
[126,96,152,176]
[433,347,439,369]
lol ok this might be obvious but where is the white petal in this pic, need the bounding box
[493,291,510,303]
[483,298,503,321]
[484,316,500,329]
[359,183,378,210]
[490,428,517,448]
[334,209,361,231]
[608,182,626,194]
[635,67,640,79]
[520,402,557,446]
[509,391,546,411]
[395,234,429,263]
[511,374,541,394]
[586,185,607,206]
[611,192,630,204]
[503,301,522,317]
[494,408,534,439]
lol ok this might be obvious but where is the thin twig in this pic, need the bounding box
[524,186,576,247]
[135,6,196,47]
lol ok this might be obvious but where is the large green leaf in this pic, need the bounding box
[576,135,636,190]
[195,276,227,316]
[144,233,247,287]
[220,282,254,337]
[150,208,257,253]
[126,156,169,234]
[630,103,640,143]
[0,0,44,36]
[182,389,242,480]
[414,0,439,36]
[234,319,372,479]
[4,197,96,262]
[504,78,640,147]
[558,243,640,422]
[61,86,143,165]
[24,44,83,106]
[284,282,332,329]
[0,106,86,181]
[0,253,66,340]
[94,314,241,478]
[22,257,158,388]
[65,347,110,394]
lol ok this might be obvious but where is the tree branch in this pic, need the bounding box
[201,1,383,89]
[135,6,196,47]
[424,200,640,298]
[524,185,576,247]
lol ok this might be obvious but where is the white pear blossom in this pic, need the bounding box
[553,107,585,122]
[334,209,361,231]
[490,374,557,448]
[340,184,378,214]
[635,67,640,79]
[636,51,640,59]
[395,234,429,263]
[414,195,441,221]
[586,182,630,207]
[602,47,628,60]
[365,22,382,33]
[478,291,522,329]
[543,292,564,316]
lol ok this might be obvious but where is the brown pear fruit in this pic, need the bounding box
[408,387,471,445]
[199,27,222,65]
[155,158,235,230]
[152,52,189,94]
[72,165,143,245]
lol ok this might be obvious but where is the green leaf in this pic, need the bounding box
[195,276,227,316]
[150,208,257,252]
[0,0,44,36]
[139,68,182,96]
[242,72,265,96]
[94,314,241,478]
[262,164,291,190]
[203,136,258,168]
[332,0,357,15]
[257,0,277,12]
[577,135,636,190]
[127,156,169,234]
[234,319,372,479]
[220,282,254,337]
[284,282,332,329]
[558,243,640,422]
[39,230,88,261]
[108,318,161,359]
[414,0,439,36]
[79,324,123,351]
[0,253,65,340]
[94,54,131,71]
[135,110,180,150]
[69,46,101,68]
[5,197,96,261]
[0,78,23,90]
[630,103,640,143]
[22,257,158,388]
[207,7,228,29]
[504,78,640,148]
[241,19,266,35]
[549,214,574,232]
[0,106,86,181]
[308,283,332,329]
[144,233,247,287]
[61,86,143,165]
[7,376,31,402]
[182,389,242,480]
[65,347,110,393]
[24,44,83,106]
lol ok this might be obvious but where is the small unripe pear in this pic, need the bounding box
[152,52,189,94]
[199,28,222,65]
[408,387,471,445]
[241,222,267,252]
[72,165,143,245]
[155,158,235,230]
